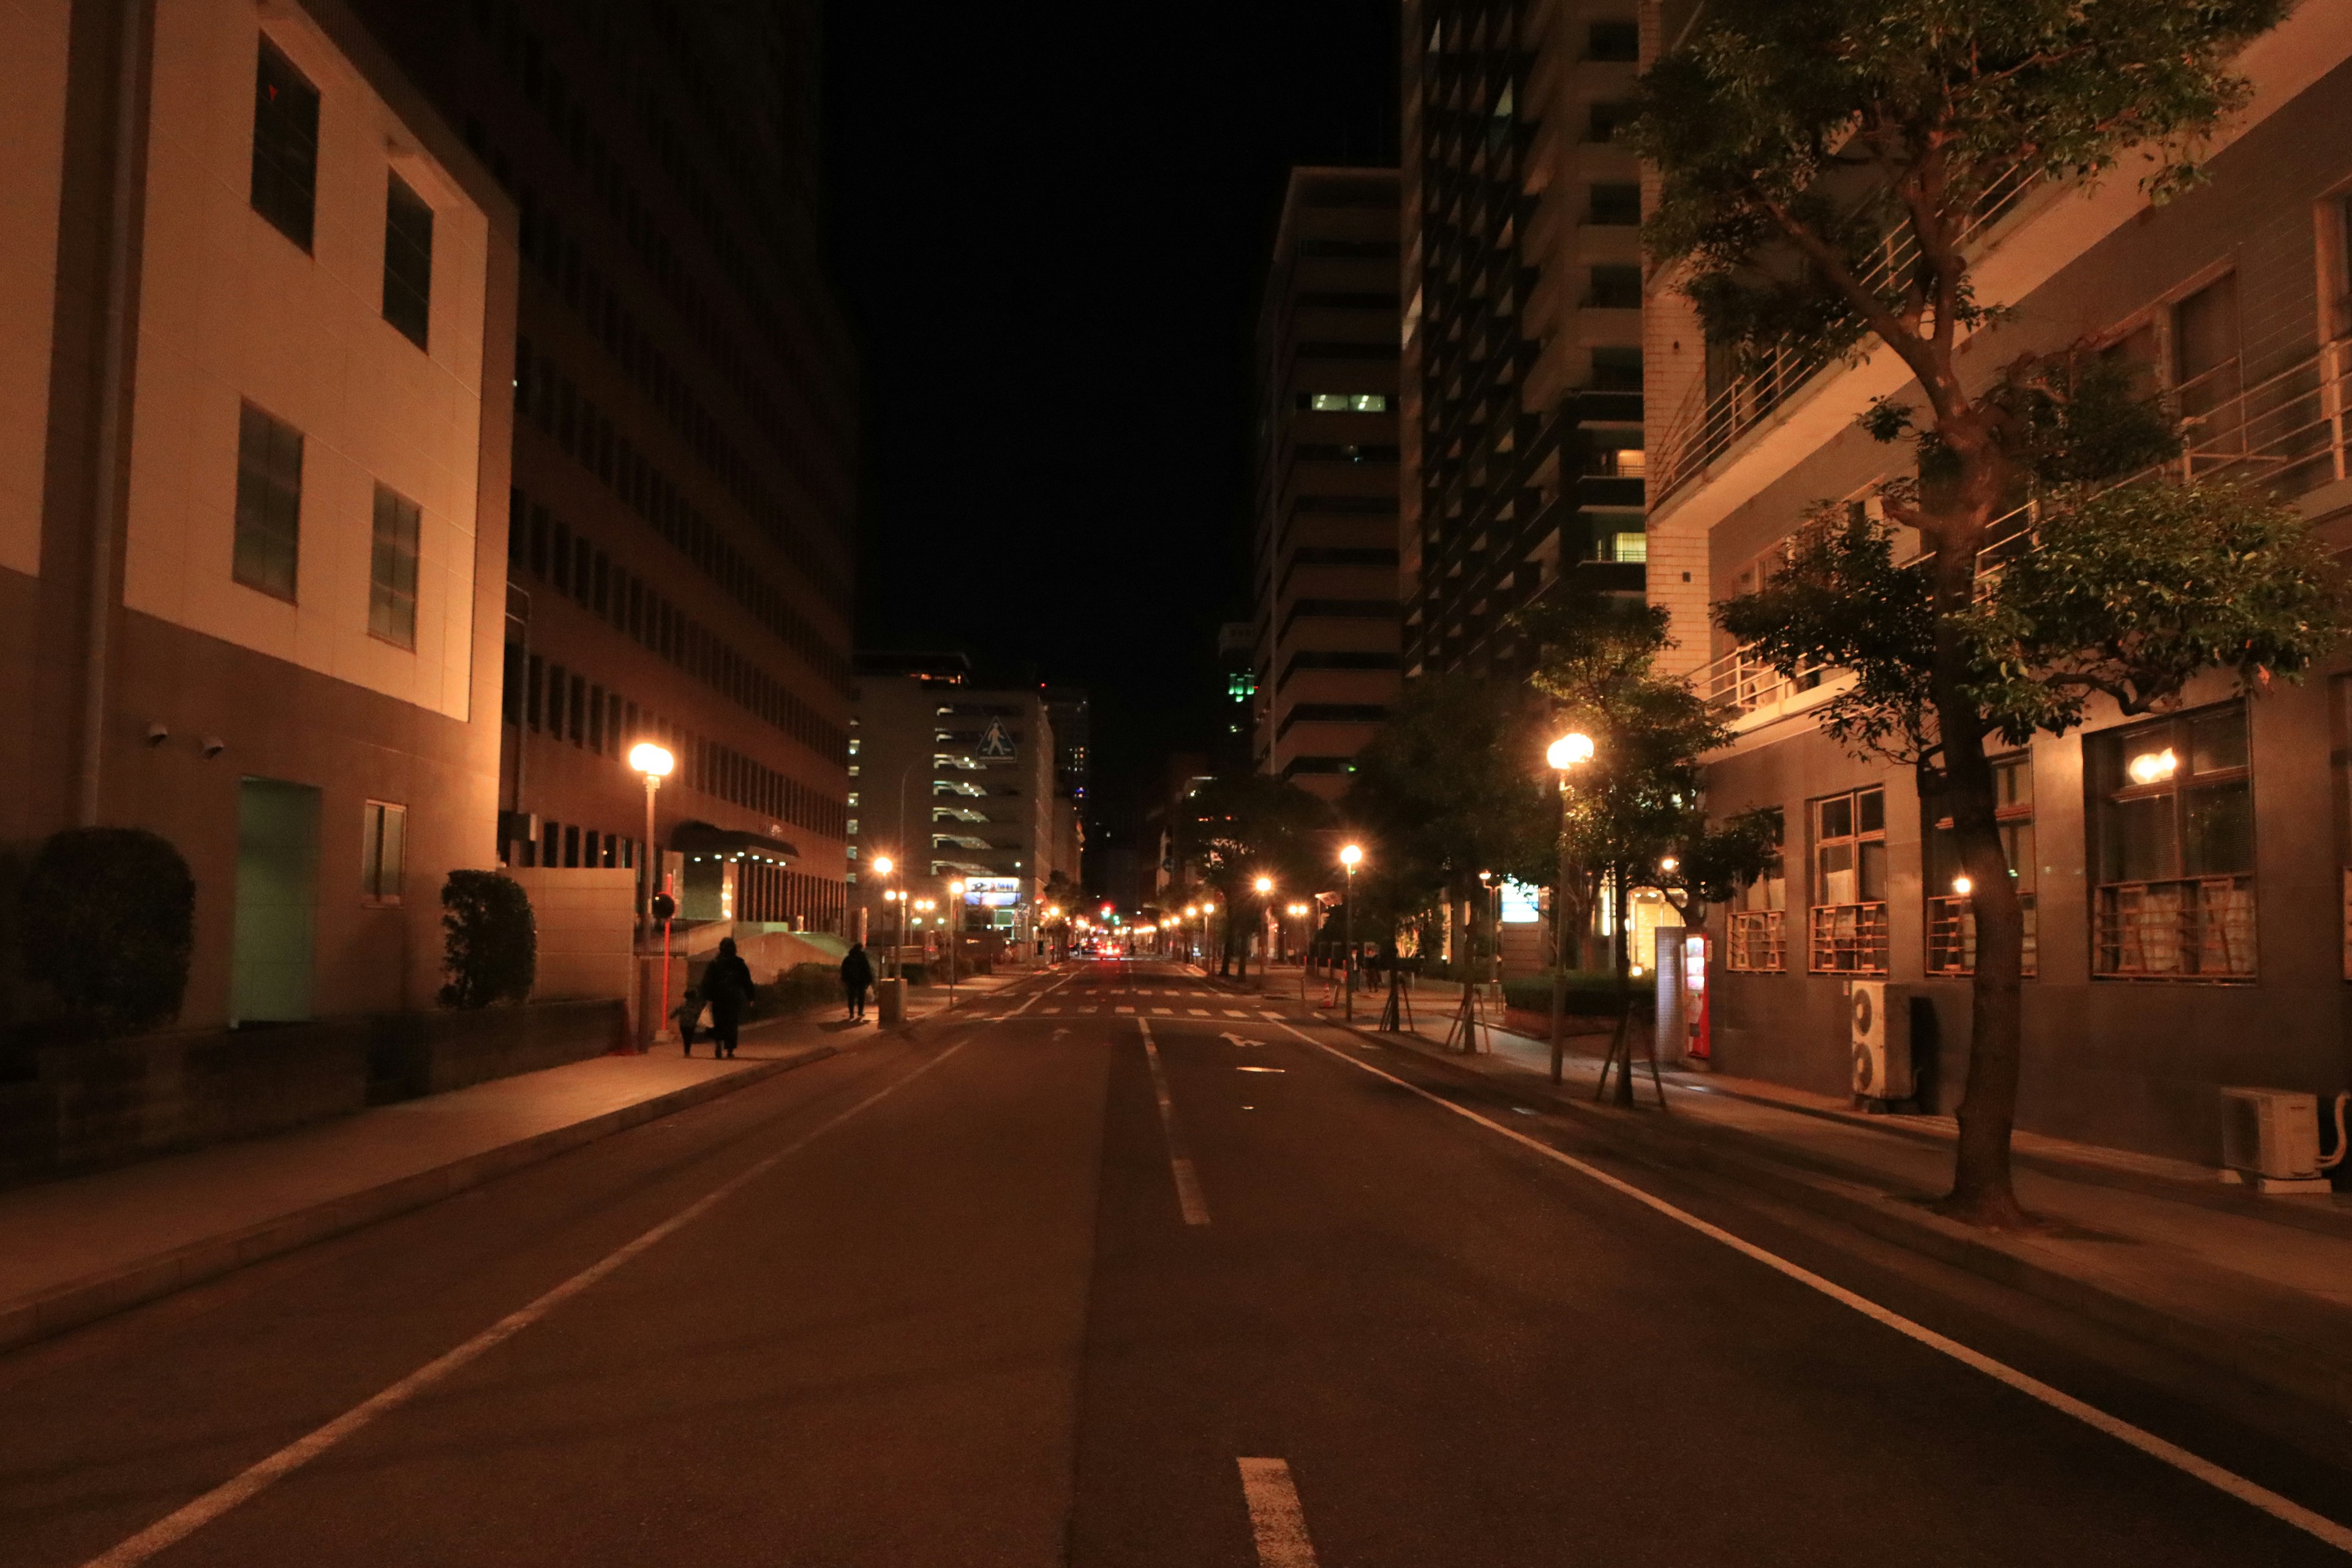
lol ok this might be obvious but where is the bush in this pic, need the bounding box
[752,962,837,1017]
[18,827,195,1034]
[438,871,535,1008]
[1501,972,1645,1019]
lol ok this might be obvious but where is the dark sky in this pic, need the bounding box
[822,2,1400,858]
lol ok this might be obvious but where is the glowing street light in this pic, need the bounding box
[628,742,676,1052]
[1338,843,1365,1020]
[1547,731,1596,771]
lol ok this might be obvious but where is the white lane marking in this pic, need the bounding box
[1186,1008,1210,1017]
[1152,1007,1172,1016]
[81,1038,976,1568]
[1237,1066,1286,1074]
[1270,1020,2352,1555]
[1238,1457,1319,1567]
[1005,969,1082,1019]
[1115,1005,1136,1014]
[1138,1019,1209,1226]
[1221,1009,1248,1018]
[1041,1007,1063,1016]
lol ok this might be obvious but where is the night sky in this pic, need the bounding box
[823,2,1400,867]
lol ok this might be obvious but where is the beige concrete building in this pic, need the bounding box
[0,0,514,1027]
[1644,2,2352,1164]
[1250,168,1403,798]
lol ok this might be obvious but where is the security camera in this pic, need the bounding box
[199,736,226,760]
[145,722,169,747]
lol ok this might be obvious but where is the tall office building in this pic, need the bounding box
[1250,168,1404,800]
[1401,2,1648,679]
[344,0,857,933]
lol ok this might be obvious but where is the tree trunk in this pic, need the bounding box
[1611,863,1637,1108]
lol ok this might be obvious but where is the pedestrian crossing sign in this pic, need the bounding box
[976,721,1017,759]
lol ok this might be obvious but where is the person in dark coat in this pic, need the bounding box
[701,938,755,1060]
[672,987,703,1055]
[840,943,875,1021]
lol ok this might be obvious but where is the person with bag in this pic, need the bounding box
[840,942,875,1022]
[701,937,755,1060]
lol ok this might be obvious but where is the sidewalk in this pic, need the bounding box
[1241,970,2352,1423]
[0,981,999,1354]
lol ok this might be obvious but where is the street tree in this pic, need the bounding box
[1345,673,1556,982]
[1524,597,1782,1100]
[1628,0,2339,1223]
[1167,771,1333,979]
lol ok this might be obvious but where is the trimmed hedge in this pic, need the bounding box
[20,827,195,1034]
[439,871,536,1008]
[1500,973,1648,1019]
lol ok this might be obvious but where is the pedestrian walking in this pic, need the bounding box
[703,937,754,1060]
[672,987,704,1055]
[841,941,875,1022]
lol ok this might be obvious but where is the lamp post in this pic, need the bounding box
[1339,843,1363,1021]
[1250,874,1273,984]
[628,743,675,1051]
[872,854,897,979]
[946,880,965,1000]
[1546,731,1595,1084]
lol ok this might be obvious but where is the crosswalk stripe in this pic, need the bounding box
[1152,1007,1172,1016]
[1186,1009,1209,1017]
[1221,1009,1246,1018]
[1115,1005,1136,1014]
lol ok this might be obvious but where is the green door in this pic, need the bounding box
[231,777,322,1023]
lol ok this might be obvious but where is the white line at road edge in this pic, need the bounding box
[1238,1457,1321,1566]
[1139,1019,1210,1226]
[80,1036,976,1568]
[1272,1020,2352,1556]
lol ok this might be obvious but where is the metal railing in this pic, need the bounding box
[1725,908,1786,972]
[2094,875,2256,980]
[1925,893,2038,977]
[1698,339,2352,722]
[1653,163,2042,502]
[1807,901,1889,974]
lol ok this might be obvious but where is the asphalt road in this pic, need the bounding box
[1,960,2346,1566]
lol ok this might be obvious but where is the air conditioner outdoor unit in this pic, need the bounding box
[1849,979,1914,1106]
[2218,1087,2348,1194]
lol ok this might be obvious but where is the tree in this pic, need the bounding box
[1629,0,2335,1223]
[1524,597,1782,1101]
[19,827,195,1035]
[1166,772,1333,979]
[439,871,537,1008]
[1345,673,1557,981]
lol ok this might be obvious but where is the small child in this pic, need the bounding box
[673,987,704,1055]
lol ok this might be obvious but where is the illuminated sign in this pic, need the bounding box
[1500,878,1544,924]
[976,721,1017,759]
[963,876,1022,908]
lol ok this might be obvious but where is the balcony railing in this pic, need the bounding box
[1653,163,2041,503]
[1925,894,2038,977]
[1725,908,1786,972]
[1699,339,2352,723]
[1808,902,1888,974]
[2094,875,2256,980]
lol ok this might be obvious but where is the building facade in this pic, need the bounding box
[1250,168,1404,799]
[847,657,1069,957]
[1401,0,1649,682]
[1644,4,2352,1164]
[1,0,514,1025]
[342,0,856,936]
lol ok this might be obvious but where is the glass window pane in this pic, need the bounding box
[2002,821,2037,894]
[1858,840,1888,901]
[2184,780,2254,875]
[2190,708,2248,775]
[2106,794,2178,883]
[383,173,434,350]
[234,402,301,601]
[1994,756,2032,809]
[251,38,318,251]
[1858,787,1885,835]
[1817,796,1852,840]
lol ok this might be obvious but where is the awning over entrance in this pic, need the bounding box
[670,821,800,863]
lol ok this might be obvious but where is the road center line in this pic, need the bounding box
[1271,1020,2352,1555]
[1238,1457,1320,1566]
[80,1036,976,1568]
[1139,1019,1210,1226]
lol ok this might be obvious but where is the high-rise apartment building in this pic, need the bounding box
[1645,2,2352,1165]
[344,0,856,934]
[1250,168,1404,800]
[1402,2,1648,679]
[1,0,514,1024]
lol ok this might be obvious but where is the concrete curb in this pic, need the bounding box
[0,1042,840,1357]
[1324,1016,2352,1425]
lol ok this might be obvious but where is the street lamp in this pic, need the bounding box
[1251,875,1274,982]
[946,879,965,996]
[1339,843,1363,1021]
[628,742,674,1050]
[1548,731,1596,1084]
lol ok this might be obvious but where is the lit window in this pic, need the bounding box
[1809,786,1888,973]
[1304,393,1389,412]
[369,483,420,648]
[2091,704,2254,979]
[1610,532,1648,563]
[234,401,303,601]
[361,801,406,903]
[1926,755,2037,976]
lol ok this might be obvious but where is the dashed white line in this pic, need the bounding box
[1115,1005,1136,1014]
[1152,1007,1172,1016]
[1270,1019,2352,1556]
[1238,1457,1319,1566]
[1186,1008,1210,1017]
[1138,1019,1209,1226]
[1221,1009,1247,1018]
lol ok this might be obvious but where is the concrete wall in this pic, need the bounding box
[504,865,634,1002]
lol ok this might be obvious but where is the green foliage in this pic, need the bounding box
[437,870,536,1009]
[1169,771,1333,902]
[1501,973,1643,1019]
[1344,673,1555,899]
[1629,0,2283,376]
[19,827,194,1035]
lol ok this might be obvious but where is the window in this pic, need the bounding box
[1926,755,2037,976]
[234,401,303,600]
[2091,704,2255,979]
[1809,786,1888,973]
[383,172,434,349]
[1303,392,1389,412]
[1588,265,1642,309]
[1589,183,1640,225]
[1726,809,1786,972]
[2326,193,2352,342]
[361,801,405,904]
[1588,20,1639,60]
[1587,102,1632,143]
[1591,346,1643,391]
[2174,273,2242,460]
[369,483,420,648]
[251,37,320,250]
